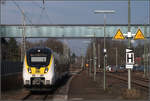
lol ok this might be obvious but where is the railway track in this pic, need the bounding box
[1,69,82,101]
[21,77,69,101]
[134,77,149,83]
[107,73,149,88]
[22,91,50,101]
[110,71,149,82]
[21,70,80,101]
[22,93,32,100]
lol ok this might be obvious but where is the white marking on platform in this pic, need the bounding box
[70,98,84,101]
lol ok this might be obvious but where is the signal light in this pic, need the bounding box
[44,68,48,73]
[28,68,32,73]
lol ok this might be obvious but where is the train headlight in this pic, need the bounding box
[28,67,32,73]
[44,68,48,73]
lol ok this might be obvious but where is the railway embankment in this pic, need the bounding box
[1,72,23,91]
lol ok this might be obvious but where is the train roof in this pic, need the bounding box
[26,47,52,53]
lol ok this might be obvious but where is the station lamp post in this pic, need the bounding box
[94,10,115,90]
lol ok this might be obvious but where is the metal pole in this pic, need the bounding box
[98,43,101,70]
[93,34,96,81]
[43,0,45,4]
[149,0,150,75]
[23,13,26,52]
[81,48,84,70]
[146,48,149,77]
[80,48,82,70]
[128,0,131,90]
[145,24,148,77]
[79,48,81,69]
[21,10,26,62]
[89,42,92,76]
[21,15,24,62]
[128,0,131,49]
[94,9,114,90]
[104,14,106,90]
[144,25,147,77]
[93,42,95,80]
[116,48,118,69]
[148,48,150,76]
[63,35,65,56]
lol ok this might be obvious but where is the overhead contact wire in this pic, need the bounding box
[12,0,33,25]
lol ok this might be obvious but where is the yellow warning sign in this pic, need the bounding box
[134,29,145,40]
[113,29,125,40]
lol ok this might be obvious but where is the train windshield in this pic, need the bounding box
[31,57,47,62]
[27,50,51,67]
[31,55,47,63]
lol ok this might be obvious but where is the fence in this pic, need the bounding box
[1,61,22,75]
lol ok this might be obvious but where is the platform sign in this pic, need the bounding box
[126,49,134,69]
[134,29,145,40]
[126,64,133,69]
[113,29,125,40]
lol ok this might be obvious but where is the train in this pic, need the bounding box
[23,47,70,91]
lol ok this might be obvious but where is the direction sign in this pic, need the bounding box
[126,49,133,53]
[126,48,134,69]
[134,29,145,40]
[113,29,125,40]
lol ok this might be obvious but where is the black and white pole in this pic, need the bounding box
[126,49,134,90]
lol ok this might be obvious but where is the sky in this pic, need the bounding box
[1,0,150,56]
[1,0,149,24]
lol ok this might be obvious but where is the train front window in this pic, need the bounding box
[27,52,51,67]
[31,57,47,62]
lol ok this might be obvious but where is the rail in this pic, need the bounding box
[107,73,149,88]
